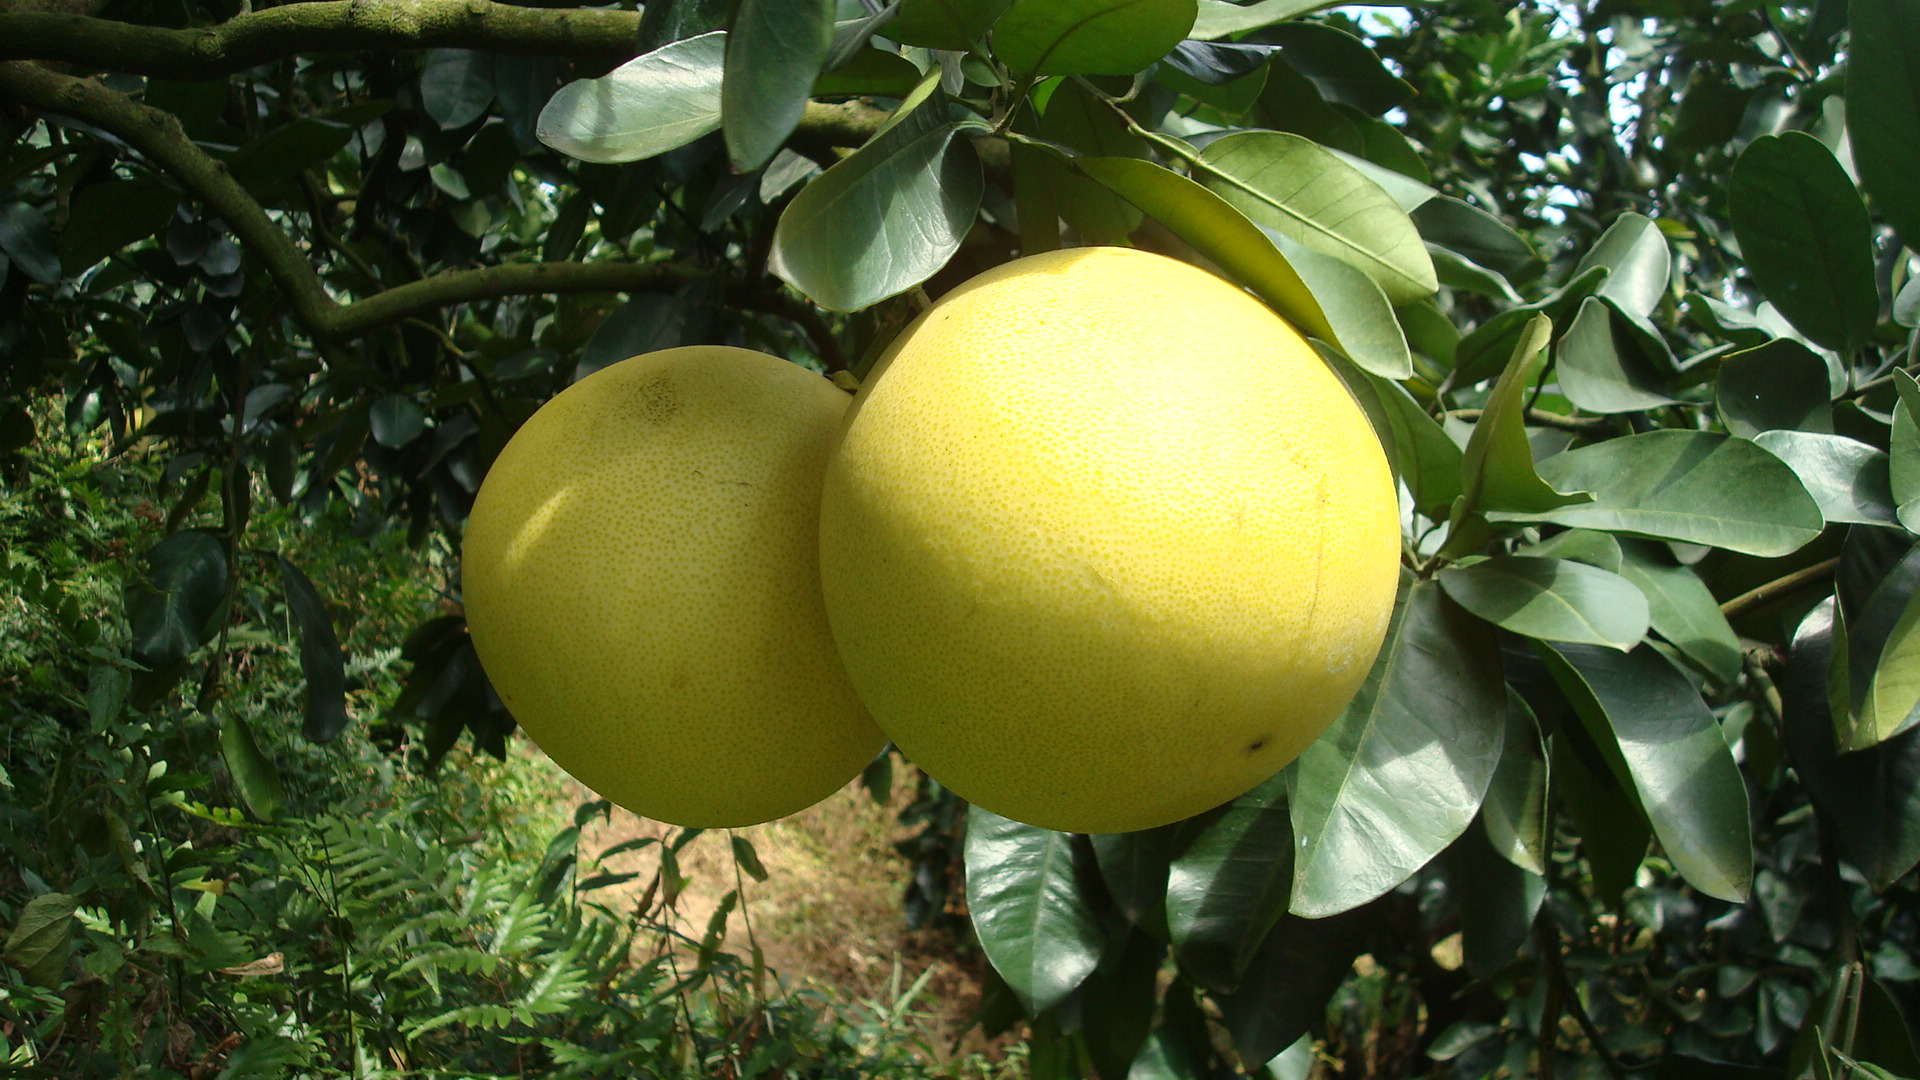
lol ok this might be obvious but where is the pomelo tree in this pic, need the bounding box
[3,0,1919,1074]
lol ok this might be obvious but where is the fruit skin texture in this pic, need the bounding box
[463,346,884,828]
[817,247,1401,835]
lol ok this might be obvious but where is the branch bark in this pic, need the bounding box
[0,0,641,80]
[0,61,853,355]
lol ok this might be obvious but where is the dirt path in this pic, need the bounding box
[564,762,1008,1071]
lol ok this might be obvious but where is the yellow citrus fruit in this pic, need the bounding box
[462,346,884,828]
[817,247,1401,834]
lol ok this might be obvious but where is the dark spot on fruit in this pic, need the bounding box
[633,375,680,423]
[1247,737,1269,754]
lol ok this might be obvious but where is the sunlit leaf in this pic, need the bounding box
[995,0,1197,76]
[537,33,727,164]
[723,0,835,171]
[964,806,1104,1013]
[1438,555,1649,649]
[1753,430,1897,527]
[1165,773,1290,992]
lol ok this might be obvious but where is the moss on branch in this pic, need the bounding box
[0,0,641,80]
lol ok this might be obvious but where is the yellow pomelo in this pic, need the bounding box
[463,346,884,828]
[817,247,1401,834]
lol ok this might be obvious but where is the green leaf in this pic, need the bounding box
[1481,689,1549,875]
[1266,232,1411,380]
[730,835,769,882]
[220,712,285,823]
[274,556,349,744]
[1412,195,1539,282]
[1438,556,1649,649]
[1322,349,1459,517]
[536,32,726,164]
[0,202,59,284]
[1556,296,1677,414]
[369,395,427,448]
[1753,430,1897,527]
[1215,904,1373,1065]
[1493,430,1825,557]
[1553,729,1650,905]
[1716,338,1834,438]
[1616,539,1744,686]
[1728,132,1877,353]
[1090,826,1174,933]
[420,49,496,129]
[57,179,179,272]
[1781,599,1920,891]
[1190,0,1328,40]
[579,294,690,380]
[1570,212,1669,320]
[994,0,1197,76]
[1450,818,1544,978]
[1846,542,1920,750]
[1196,130,1436,304]
[1893,372,1920,532]
[1035,79,1147,244]
[1077,930,1163,1079]
[1451,315,1592,528]
[1289,579,1505,918]
[1848,0,1920,253]
[1450,265,1608,386]
[769,88,982,311]
[888,0,1015,49]
[4,892,77,986]
[1072,156,1411,378]
[1164,773,1291,992]
[1262,22,1413,117]
[127,529,228,668]
[1519,528,1623,572]
[1132,980,1211,1080]
[1537,642,1753,902]
[723,0,835,171]
[964,806,1105,1013]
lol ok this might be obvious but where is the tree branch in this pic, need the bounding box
[1720,557,1840,622]
[1443,407,1615,437]
[0,0,641,80]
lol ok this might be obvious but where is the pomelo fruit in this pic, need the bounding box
[817,247,1401,834]
[462,346,884,828]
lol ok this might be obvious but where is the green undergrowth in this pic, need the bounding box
[0,421,1021,1079]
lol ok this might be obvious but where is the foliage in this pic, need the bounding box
[6,0,1920,1076]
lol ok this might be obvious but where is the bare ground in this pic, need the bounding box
[560,760,1015,1074]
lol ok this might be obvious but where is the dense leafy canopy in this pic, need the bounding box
[6,0,1920,1075]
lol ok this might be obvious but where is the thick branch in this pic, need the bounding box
[1444,407,1615,437]
[0,0,641,80]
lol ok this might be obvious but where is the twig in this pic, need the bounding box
[1540,915,1630,1080]
[1443,407,1614,437]
[1720,557,1840,621]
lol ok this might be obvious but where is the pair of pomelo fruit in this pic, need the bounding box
[461,247,1401,835]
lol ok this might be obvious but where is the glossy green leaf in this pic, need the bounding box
[1072,155,1410,377]
[1165,773,1291,992]
[1494,430,1824,557]
[1753,430,1897,527]
[1216,904,1373,1064]
[1848,0,1920,253]
[1452,315,1592,528]
[274,556,348,743]
[1439,555,1649,649]
[1519,528,1622,572]
[994,0,1197,76]
[1538,642,1753,902]
[1845,542,1920,750]
[769,91,982,311]
[1782,600,1920,891]
[1035,79,1146,244]
[536,33,726,164]
[1451,818,1544,978]
[1557,296,1677,414]
[1412,195,1539,282]
[1196,130,1436,304]
[1893,372,1920,532]
[964,806,1105,1013]
[0,202,59,284]
[1480,689,1548,875]
[1553,730,1650,905]
[1190,0,1328,40]
[1090,826,1174,933]
[419,49,494,130]
[888,0,1015,49]
[57,179,179,272]
[1728,132,1877,353]
[1429,245,1520,303]
[1450,265,1608,386]
[1570,212,1669,320]
[1266,232,1411,378]
[1322,349,1459,517]
[723,0,835,171]
[1616,539,1744,686]
[127,529,228,668]
[3,892,77,986]
[1289,579,1505,918]
[1716,338,1834,438]
[220,711,285,822]
[369,395,426,448]
[1263,21,1412,116]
